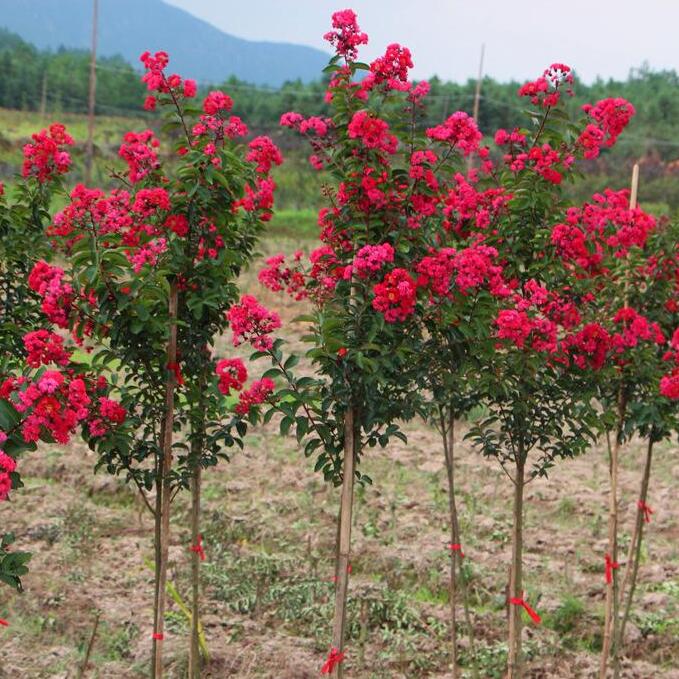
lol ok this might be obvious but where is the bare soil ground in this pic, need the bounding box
[1,243,678,678]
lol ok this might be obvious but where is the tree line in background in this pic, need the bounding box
[3,26,679,214]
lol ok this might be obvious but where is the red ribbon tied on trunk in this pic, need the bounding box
[509,595,541,624]
[190,534,206,561]
[167,361,184,386]
[447,543,465,558]
[0,619,8,627]
[605,553,619,585]
[152,632,164,640]
[637,500,653,524]
[320,647,345,674]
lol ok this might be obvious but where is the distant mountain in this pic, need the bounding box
[0,0,330,86]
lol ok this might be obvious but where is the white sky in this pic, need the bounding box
[164,0,677,83]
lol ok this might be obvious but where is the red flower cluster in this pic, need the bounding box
[227,295,282,351]
[23,330,71,367]
[258,252,308,301]
[140,50,197,110]
[372,268,418,322]
[22,123,73,183]
[246,136,284,174]
[323,9,368,61]
[660,328,679,399]
[235,378,275,415]
[363,43,413,91]
[347,111,398,154]
[215,358,248,395]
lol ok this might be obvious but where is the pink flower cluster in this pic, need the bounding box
[351,243,395,278]
[119,130,160,184]
[578,98,635,158]
[323,9,368,61]
[363,43,413,91]
[0,433,15,501]
[28,261,74,328]
[227,295,282,351]
[551,190,656,273]
[426,112,482,157]
[0,368,123,446]
[22,123,73,183]
[518,63,574,107]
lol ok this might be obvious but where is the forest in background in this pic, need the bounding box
[3,27,679,215]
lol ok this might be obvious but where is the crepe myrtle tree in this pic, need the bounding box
[253,9,522,676]
[0,123,75,593]
[551,187,679,677]
[27,51,281,678]
[460,65,641,678]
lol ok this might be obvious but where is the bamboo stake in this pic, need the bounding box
[330,406,356,678]
[601,163,638,679]
[189,462,202,677]
[618,439,654,644]
[153,279,179,679]
[448,420,479,679]
[85,0,98,184]
[77,610,101,678]
[507,454,526,679]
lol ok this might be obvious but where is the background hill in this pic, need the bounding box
[0,0,329,86]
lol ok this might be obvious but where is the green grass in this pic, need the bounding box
[267,208,318,240]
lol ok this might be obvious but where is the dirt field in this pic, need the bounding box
[2,242,678,678]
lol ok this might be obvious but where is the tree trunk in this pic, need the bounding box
[507,455,526,679]
[600,395,626,679]
[189,461,202,678]
[614,437,654,678]
[153,279,179,679]
[442,415,459,677]
[330,407,357,678]
[444,417,479,679]
[151,426,164,679]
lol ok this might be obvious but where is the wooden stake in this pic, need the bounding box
[472,44,485,125]
[330,406,356,678]
[153,279,179,679]
[85,0,98,185]
[617,438,654,664]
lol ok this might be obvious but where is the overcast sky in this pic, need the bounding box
[164,0,676,83]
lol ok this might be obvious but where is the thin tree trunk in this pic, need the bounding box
[614,437,654,677]
[445,417,480,679]
[153,279,179,679]
[441,412,458,677]
[600,394,626,679]
[151,424,165,678]
[507,454,526,679]
[189,461,202,677]
[331,407,357,679]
